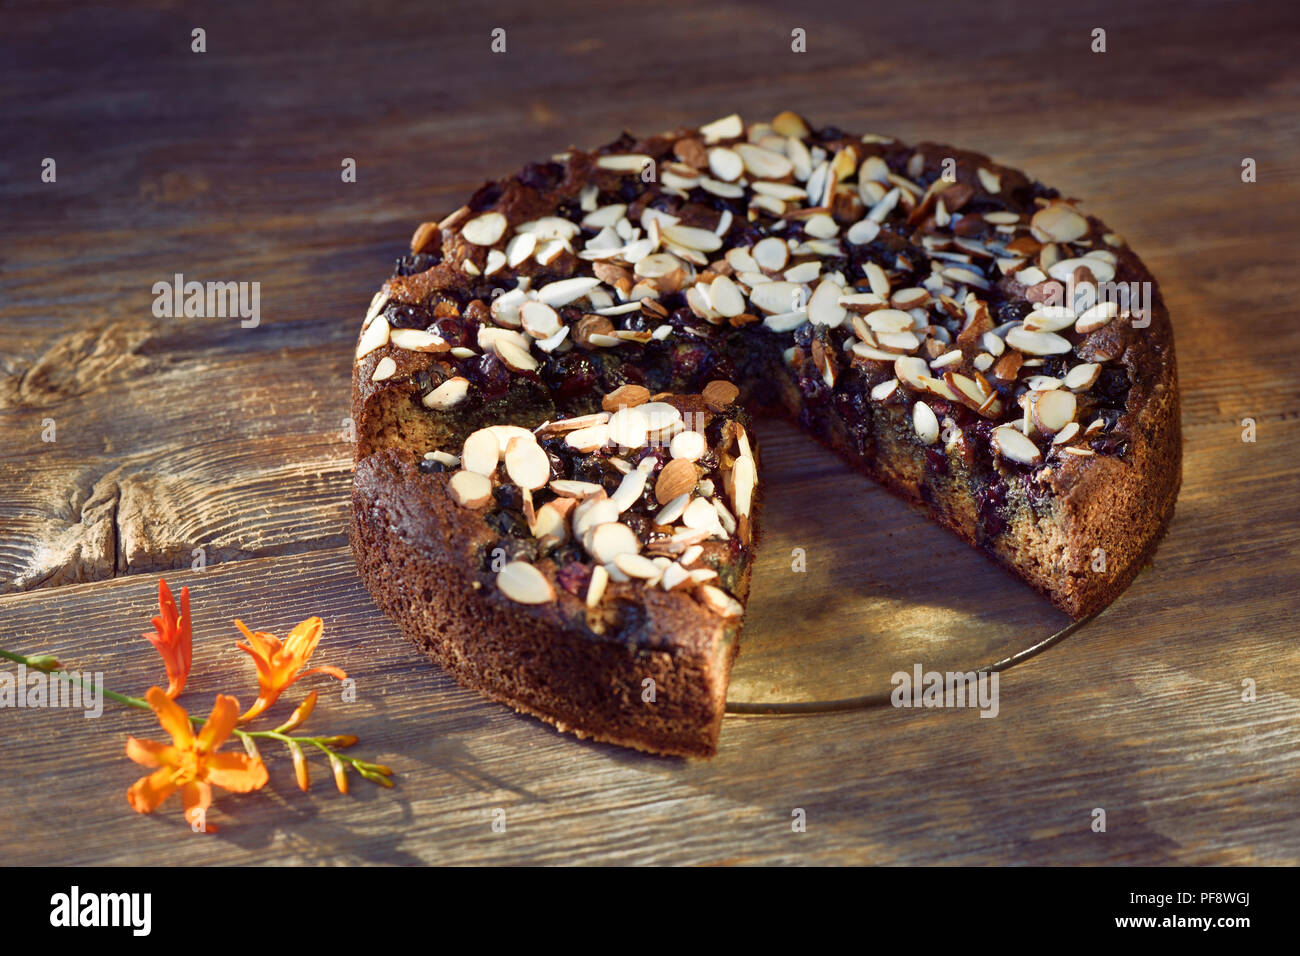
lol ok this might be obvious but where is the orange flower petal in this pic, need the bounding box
[195,695,240,753]
[206,752,270,792]
[237,695,274,724]
[181,780,212,827]
[145,686,193,749]
[295,664,348,683]
[127,766,181,814]
[176,585,193,675]
[125,737,180,769]
[284,617,324,659]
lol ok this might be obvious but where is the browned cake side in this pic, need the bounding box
[351,448,748,758]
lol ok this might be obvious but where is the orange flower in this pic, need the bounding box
[125,687,268,827]
[234,617,346,722]
[142,579,192,698]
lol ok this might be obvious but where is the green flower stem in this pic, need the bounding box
[0,648,392,785]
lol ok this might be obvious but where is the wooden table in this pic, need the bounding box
[2,0,1298,865]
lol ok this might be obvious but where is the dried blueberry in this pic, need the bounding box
[467,180,504,212]
[385,303,434,329]
[393,252,441,276]
[469,353,511,398]
[517,162,564,191]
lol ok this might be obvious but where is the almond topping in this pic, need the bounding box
[1031,389,1077,435]
[497,561,554,605]
[449,470,493,508]
[913,401,940,445]
[991,424,1043,465]
[655,458,699,505]
[730,454,756,517]
[589,522,640,564]
[697,584,743,619]
[422,376,470,409]
[602,384,651,411]
[462,212,507,246]
[504,436,551,490]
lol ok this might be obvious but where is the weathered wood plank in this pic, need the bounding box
[2,0,1299,864]
[0,523,1295,866]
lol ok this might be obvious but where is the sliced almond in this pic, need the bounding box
[519,301,562,339]
[736,142,794,179]
[614,552,661,581]
[913,401,940,445]
[370,356,397,382]
[537,276,601,308]
[565,424,610,453]
[699,113,743,143]
[1022,307,1077,333]
[1064,363,1102,390]
[356,315,390,360]
[497,561,554,604]
[449,469,493,508]
[504,436,551,490]
[422,376,470,409]
[752,236,790,272]
[607,407,649,449]
[549,479,605,499]
[991,424,1043,465]
[1052,421,1081,446]
[585,564,610,608]
[1031,202,1088,243]
[709,275,746,317]
[697,584,743,619]
[1006,326,1072,356]
[462,429,501,476]
[1074,301,1118,335]
[609,468,649,513]
[654,492,691,525]
[462,212,507,246]
[589,522,640,564]
[991,351,1023,382]
[708,147,745,182]
[730,453,756,517]
[670,429,708,461]
[1031,389,1077,435]
[495,338,539,372]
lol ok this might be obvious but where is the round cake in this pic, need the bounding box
[349,111,1181,757]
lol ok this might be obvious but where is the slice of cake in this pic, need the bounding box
[352,383,758,757]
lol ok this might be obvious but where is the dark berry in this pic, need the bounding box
[469,353,511,398]
[555,561,592,597]
[517,162,564,191]
[433,316,472,348]
[467,180,504,212]
[385,303,434,329]
[393,252,440,277]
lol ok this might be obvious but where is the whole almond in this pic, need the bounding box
[701,379,739,411]
[410,221,439,254]
[602,384,651,411]
[673,137,708,170]
[574,314,614,349]
[655,458,699,505]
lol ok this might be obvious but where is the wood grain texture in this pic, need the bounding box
[2,0,1299,864]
